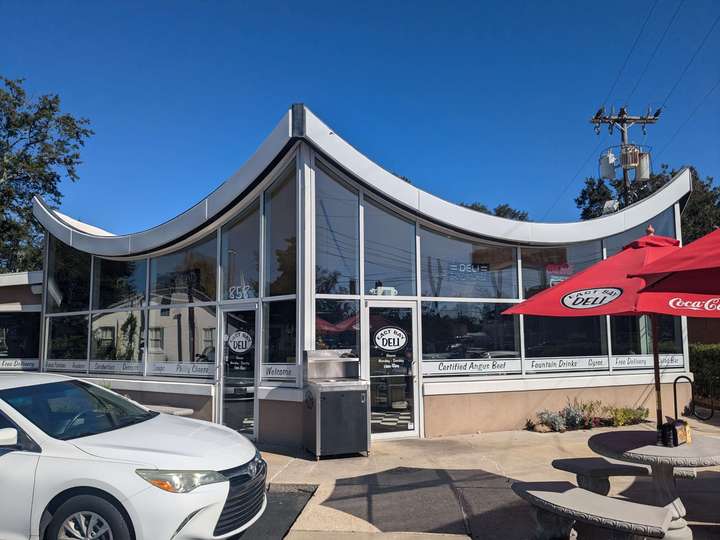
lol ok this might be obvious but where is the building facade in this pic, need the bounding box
[3,104,695,447]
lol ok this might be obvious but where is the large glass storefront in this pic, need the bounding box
[32,144,687,440]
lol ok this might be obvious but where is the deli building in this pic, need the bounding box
[0,105,694,447]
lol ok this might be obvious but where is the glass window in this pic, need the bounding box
[421,302,520,359]
[524,316,608,358]
[90,311,145,362]
[92,258,146,309]
[221,201,260,300]
[264,168,297,296]
[0,312,40,359]
[146,306,216,375]
[605,208,676,256]
[46,236,91,313]
[263,300,296,364]
[47,315,88,368]
[149,235,217,305]
[521,241,602,298]
[611,315,682,355]
[315,166,359,294]
[420,228,517,298]
[364,199,416,296]
[316,299,360,353]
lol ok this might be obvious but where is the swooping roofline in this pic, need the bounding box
[33,104,692,257]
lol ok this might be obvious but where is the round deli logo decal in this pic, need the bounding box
[669,297,720,312]
[561,288,623,309]
[374,326,408,352]
[228,331,253,353]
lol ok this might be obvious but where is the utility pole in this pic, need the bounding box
[590,106,661,207]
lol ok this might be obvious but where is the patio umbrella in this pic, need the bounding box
[503,233,682,438]
[632,228,720,316]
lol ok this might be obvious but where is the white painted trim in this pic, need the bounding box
[423,371,694,396]
[0,271,43,287]
[80,377,215,396]
[256,386,304,402]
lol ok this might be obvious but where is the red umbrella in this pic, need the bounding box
[633,228,720,317]
[504,234,681,437]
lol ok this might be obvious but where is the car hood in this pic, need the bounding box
[71,414,257,470]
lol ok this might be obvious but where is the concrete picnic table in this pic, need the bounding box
[588,429,720,540]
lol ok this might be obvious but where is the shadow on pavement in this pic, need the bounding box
[321,466,536,540]
[237,484,317,540]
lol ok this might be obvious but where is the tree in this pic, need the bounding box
[460,201,529,221]
[0,77,93,273]
[575,165,720,243]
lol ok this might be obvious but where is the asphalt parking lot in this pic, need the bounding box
[237,484,317,540]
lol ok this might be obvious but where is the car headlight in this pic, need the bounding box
[136,469,227,493]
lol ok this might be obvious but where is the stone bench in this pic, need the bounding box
[552,457,696,495]
[512,481,672,540]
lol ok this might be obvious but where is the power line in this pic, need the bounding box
[658,75,720,158]
[661,11,720,108]
[540,135,609,220]
[601,0,659,107]
[625,0,686,105]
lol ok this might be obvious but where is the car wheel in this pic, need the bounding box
[46,495,131,540]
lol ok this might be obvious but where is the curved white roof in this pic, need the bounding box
[33,104,692,257]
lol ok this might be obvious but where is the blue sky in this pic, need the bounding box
[4,0,719,233]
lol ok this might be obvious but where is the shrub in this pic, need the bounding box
[604,406,649,427]
[538,410,566,432]
[690,343,720,400]
[559,398,602,430]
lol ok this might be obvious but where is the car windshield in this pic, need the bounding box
[0,380,158,440]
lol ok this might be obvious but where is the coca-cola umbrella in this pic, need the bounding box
[632,228,720,316]
[504,233,682,437]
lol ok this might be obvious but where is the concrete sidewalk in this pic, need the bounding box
[260,417,720,539]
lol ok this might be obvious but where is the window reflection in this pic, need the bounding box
[521,242,602,298]
[264,168,297,296]
[90,311,144,361]
[47,315,88,361]
[421,302,520,360]
[364,199,416,296]
[524,316,607,358]
[316,299,359,353]
[150,235,217,305]
[93,258,146,310]
[0,313,40,359]
[605,208,675,256]
[611,315,682,355]
[315,166,359,294]
[263,300,296,364]
[221,202,260,300]
[420,228,517,298]
[46,237,91,313]
[146,306,216,365]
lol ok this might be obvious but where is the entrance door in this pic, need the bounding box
[364,301,419,438]
[222,308,258,437]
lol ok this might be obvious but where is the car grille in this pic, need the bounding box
[213,457,267,536]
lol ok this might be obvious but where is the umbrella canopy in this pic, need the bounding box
[503,235,680,317]
[504,233,681,439]
[632,228,720,317]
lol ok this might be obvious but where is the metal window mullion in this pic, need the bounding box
[518,247,526,376]
[40,234,50,372]
[85,256,95,374]
[674,202,690,371]
[143,258,151,377]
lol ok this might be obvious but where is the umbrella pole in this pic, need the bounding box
[651,313,664,444]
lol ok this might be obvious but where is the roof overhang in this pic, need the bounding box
[33,104,692,257]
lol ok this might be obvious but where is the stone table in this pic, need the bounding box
[589,429,720,540]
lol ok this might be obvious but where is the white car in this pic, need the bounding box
[0,373,267,540]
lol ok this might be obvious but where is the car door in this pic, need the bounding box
[0,410,40,540]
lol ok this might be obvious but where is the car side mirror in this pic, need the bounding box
[0,428,18,447]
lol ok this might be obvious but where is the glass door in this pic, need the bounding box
[364,301,419,438]
[222,308,258,437]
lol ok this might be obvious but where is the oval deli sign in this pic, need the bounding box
[228,331,253,354]
[561,288,623,310]
[374,327,408,352]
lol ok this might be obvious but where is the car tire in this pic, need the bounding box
[46,494,131,540]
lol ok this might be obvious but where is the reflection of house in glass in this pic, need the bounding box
[0,104,694,444]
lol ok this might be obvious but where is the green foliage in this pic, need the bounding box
[560,398,602,430]
[575,165,720,243]
[603,406,649,427]
[689,343,720,399]
[0,76,93,273]
[538,410,566,432]
[460,201,529,221]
